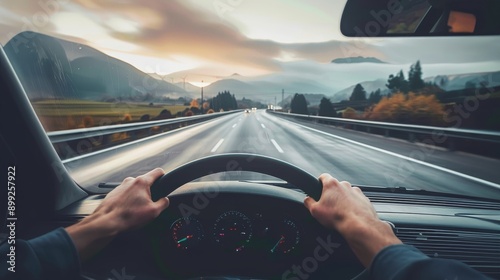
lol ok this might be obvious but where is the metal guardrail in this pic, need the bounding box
[48,110,241,144]
[268,111,500,144]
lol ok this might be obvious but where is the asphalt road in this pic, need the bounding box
[65,110,500,200]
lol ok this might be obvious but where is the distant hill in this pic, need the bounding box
[203,79,257,97]
[331,56,386,64]
[279,93,327,107]
[330,79,390,102]
[174,82,201,96]
[425,71,500,91]
[4,31,186,102]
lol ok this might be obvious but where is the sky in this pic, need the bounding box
[1,0,499,86]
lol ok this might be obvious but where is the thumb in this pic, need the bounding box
[153,197,170,214]
[304,196,317,212]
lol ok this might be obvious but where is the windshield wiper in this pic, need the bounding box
[356,185,421,193]
[98,182,121,189]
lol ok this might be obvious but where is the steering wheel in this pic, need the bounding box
[148,153,368,280]
[150,153,322,201]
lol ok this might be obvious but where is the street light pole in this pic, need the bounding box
[201,80,204,114]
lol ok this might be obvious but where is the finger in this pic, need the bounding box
[339,181,352,188]
[304,196,317,211]
[319,173,336,190]
[153,197,170,213]
[319,173,343,194]
[352,186,363,194]
[122,176,135,183]
[139,168,166,186]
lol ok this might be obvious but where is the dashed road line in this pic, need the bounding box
[271,139,284,153]
[211,139,225,153]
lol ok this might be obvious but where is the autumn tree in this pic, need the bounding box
[349,84,367,101]
[290,93,309,115]
[190,99,199,108]
[318,97,337,117]
[365,93,444,126]
[342,107,357,119]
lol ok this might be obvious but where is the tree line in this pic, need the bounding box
[289,60,448,126]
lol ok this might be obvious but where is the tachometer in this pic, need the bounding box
[269,219,300,254]
[171,217,204,250]
[213,211,252,252]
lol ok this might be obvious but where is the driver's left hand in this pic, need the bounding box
[66,168,170,261]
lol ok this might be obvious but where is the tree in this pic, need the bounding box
[368,89,383,104]
[464,81,477,96]
[318,97,336,117]
[209,91,238,111]
[386,70,409,93]
[290,93,309,115]
[365,93,444,126]
[408,60,424,92]
[349,84,367,101]
[190,99,199,108]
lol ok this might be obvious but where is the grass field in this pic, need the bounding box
[31,99,189,131]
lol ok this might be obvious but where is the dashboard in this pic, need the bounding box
[54,181,500,280]
[146,182,363,279]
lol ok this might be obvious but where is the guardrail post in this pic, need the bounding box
[409,132,415,142]
[385,129,389,137]
[448,138,456,151]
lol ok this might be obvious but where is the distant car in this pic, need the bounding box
[252,107,257,112]
[245,109,250,113]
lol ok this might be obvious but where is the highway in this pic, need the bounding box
[65,110,500,200]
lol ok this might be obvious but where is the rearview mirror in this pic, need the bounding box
[340,0,500,37]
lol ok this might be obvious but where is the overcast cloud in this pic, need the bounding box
[0,0,498,80]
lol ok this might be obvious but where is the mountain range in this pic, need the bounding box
[4,32,499,105]
[4,32,187,102]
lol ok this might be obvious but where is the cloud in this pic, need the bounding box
[375,37,500,64]
[1,0,497,79]
[86,0,384,72]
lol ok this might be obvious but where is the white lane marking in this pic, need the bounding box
[261,123,266,129]
[287,120,500,190]
[232,124,237,128]
[271,139,284,153]
[211,139,225,153]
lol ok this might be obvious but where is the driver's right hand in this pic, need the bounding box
[304,174,401,267]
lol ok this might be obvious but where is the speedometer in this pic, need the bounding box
[213,211,252,252]
[171,217,204,250]
[269,219,300,254]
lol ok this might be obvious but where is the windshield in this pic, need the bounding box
[2,0,499,200]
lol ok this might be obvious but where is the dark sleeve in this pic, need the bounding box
[0,227,81,280]
[369,244,492,280]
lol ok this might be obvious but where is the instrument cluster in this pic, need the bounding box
[169,210,301,255]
